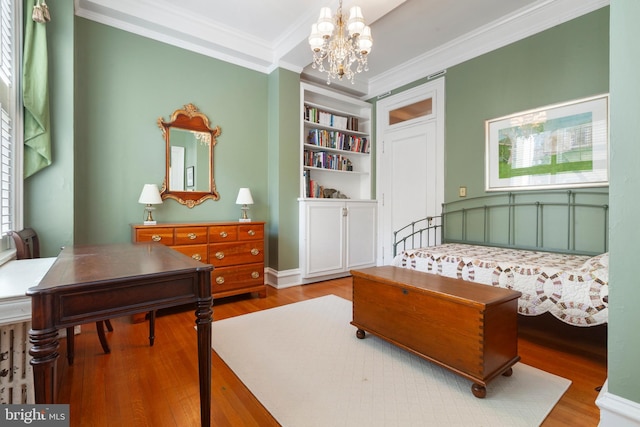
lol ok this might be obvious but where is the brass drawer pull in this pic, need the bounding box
[251,271,260,279]
[192,254,202,261]
[151,235,162,242]
[248,230,256,236]
[215,251,225,260]
[219,231,228,238]
[215,276,225,284]
[188,233,197,240]
[250,248,259,256]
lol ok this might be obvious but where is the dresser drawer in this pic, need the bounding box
[170,244,208,263]
[209,242,263,267]
[212,263,264,293]
[135,228,175,245]
[175,227,208,245]
[209,225,238,242]
[239,224,263,241]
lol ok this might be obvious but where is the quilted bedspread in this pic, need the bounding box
[391,243,609,326]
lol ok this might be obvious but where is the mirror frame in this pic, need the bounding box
[157,104,221,208]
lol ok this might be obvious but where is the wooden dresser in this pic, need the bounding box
[132,221,266,300]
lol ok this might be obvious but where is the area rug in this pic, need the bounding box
[211,295,571,427]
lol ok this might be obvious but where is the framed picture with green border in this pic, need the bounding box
[485,94,609,191]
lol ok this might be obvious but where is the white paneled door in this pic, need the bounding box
[377,79,445,264]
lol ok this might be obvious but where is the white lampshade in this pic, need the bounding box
[309,23,324,52]
[235,188,254,205]
[358,26,373,54]
[316,7,334,37]
[138,184,163,205]
[347,6,365,37]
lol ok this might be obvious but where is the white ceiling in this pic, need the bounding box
[74,0,608,98]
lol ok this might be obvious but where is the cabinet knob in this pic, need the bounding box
[215,251,225,260]
[192,254,202,261]
[151,235,162,242]
[250,248,259,256]
[248,230,256,236]
[216,276,225,284]
[219,231,228,238]
[188,233,197,240]
[251,271,260,279]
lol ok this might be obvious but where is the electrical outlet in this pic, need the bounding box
[459,186,467,197]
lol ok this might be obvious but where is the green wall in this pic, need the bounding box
[73,18,270,247]
[609,0,640,405]
[24,0,75,257]
[444,8,609,201]
[267,69,301,271]
[27,9,300,272]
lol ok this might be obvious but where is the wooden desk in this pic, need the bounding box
[26,243,213,427]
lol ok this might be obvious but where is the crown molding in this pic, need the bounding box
[74,0,276,74]
[368,0,610,98]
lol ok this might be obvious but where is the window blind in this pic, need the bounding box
[0,0,12,86]
[0,107,11,234]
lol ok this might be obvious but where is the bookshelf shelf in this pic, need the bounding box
[303,166,369,175]
[302,120,369,137]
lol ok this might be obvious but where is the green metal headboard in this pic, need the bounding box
[393,190,608,257]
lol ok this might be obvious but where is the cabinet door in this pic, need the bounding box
[301,201,345,278]
[346,201,377,269]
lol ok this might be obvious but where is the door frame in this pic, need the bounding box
[375,78,445,264]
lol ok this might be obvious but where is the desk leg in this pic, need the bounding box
[29,327,59,403]
[29,294,60,404]
[195,297,213,427]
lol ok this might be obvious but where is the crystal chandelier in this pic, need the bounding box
[191,131,211,145]
[308,0,373,85]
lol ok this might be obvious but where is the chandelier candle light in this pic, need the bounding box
[309,0,373,85]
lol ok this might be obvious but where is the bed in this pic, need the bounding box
[391,190,609,327]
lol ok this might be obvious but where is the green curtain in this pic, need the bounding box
[22,0,52,178]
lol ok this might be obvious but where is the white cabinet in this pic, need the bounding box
[299,199,377,282]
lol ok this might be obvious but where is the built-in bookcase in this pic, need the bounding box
[298,83,377,283]
[300,82,373,200]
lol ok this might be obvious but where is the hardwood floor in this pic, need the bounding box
[56,277,607,426]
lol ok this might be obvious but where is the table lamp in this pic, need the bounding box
[235,188,254,222]
[138,184,163,225]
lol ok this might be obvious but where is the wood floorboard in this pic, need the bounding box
[55,276,606,426]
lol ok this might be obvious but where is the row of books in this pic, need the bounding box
[303,171,344,199]
[304,150,354,171]
[307,129,370,154]
[304,105,360,132]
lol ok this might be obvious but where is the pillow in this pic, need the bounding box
[580,252,609,272]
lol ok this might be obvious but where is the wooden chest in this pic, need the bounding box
[350,266,521,398]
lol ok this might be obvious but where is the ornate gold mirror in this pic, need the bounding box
[158,104,221,207]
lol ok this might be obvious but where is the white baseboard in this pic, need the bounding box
[265,267,353,288]
[597,380,640,426]
[265,267,302,289]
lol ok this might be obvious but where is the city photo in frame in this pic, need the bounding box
[485,94,609,191]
